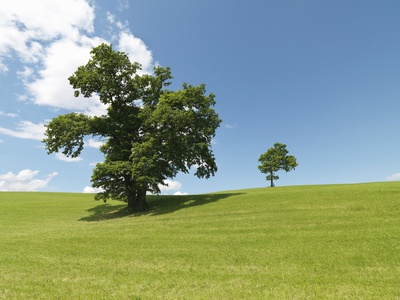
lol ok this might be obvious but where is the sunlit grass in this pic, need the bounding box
[1,182,399,299]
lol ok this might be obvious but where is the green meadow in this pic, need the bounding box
[1,182,399,299]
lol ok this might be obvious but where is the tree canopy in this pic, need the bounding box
[43,43,221,212]
[258,143,298,187]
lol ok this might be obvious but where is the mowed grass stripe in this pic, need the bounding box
[0,182,399,299]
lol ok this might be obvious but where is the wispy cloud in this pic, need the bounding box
[0,120,45,140]
[386,173,400,181]
[106,12,128,31]
[55,153,83,162]
[117,0,129,12]
[0,169,57,191]
[0,111,17,118]
[224,123,236,129]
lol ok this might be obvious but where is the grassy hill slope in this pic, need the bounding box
[1,182,399,299]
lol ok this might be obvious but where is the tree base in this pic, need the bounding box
[127,188,148,213]
[126,202,148,213]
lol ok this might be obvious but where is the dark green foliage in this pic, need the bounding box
[258,142,298,187]
[43,44,221,212]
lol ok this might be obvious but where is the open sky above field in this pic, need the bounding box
[1,0,400,194]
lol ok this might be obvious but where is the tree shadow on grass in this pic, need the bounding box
[79,203,128,222]
[79,193,243,222]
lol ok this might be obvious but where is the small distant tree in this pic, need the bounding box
[258,143,298,187]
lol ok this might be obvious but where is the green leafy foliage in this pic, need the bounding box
[258,142,298,187]
[43,44,221,211]
[43,113,91,158]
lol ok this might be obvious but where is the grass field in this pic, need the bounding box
[1,182,399,299]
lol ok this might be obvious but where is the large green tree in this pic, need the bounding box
[258,143,298,187]
[43,44,221,212]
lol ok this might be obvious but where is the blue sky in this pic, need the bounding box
[1,0,400,194]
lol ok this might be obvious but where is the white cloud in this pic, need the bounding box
[0,111,17,118]
[149,180,187,195]
[87,138,105,149]
[25,37,109,116]
[0,0,154,115]
[55,153,83,162]
[118,31,153,73]
[0,0,94,41]
[173,191,189,196]
[0,120,45,140]
[159,179,182,192]
[386,173,400,181]
[83,186,104,193]
[0,0,94,70]
[0,169,57,191]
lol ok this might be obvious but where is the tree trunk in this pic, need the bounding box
[135,187,148,212]
[270,171,274,187]
[126,187,148,213]
[127,190,136,212]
